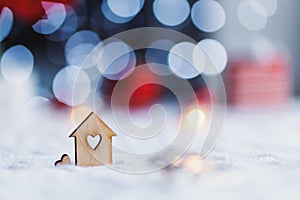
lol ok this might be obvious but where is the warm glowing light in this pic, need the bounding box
[71,106,93,125]
[182,155,205,174]
[172,157,183,167]
[186,108,206,129]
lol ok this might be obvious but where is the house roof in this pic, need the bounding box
[69,112,117,137]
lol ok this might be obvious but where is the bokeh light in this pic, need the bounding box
[182,155,205,174]
[0,45,34,84]
[260,0,278,16]
[196,39,228,75]
[107,0,144,18]
[102,0,136,24]
[168,42,205,79]
[185,108,206,130]
[95,40,136,80]
[46,6,78,42]
[24,96,51,116]
[84,66,102,82]
[237,0,268,31]
[191,0,226,32]
[66,43,96,67]
[32,2,66,35]
[52,65,91,106]
[0,7,13,42]
[153,0,190,26]
[26,96,50,108]
[65,30,100,57]
[146,39,175,76]
[65,30,100,67]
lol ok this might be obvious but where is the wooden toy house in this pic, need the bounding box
[69,112,117,167]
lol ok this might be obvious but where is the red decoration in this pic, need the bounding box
[109,67,164,109]
[196,87,212,107]
[130,83,163,108]
[0,0,75,24]
[226,53,291,107]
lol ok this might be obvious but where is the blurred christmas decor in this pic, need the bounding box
[226,52,291,107]
[101,66,165,109]
[164,153,215,175]
[0,0,75,24]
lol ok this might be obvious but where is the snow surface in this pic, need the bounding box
[1,101,300,200]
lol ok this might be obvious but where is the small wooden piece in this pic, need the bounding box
[55,154,71,166]
[69,112,117,167]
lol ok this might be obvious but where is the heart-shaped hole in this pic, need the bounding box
[87,134,101,150]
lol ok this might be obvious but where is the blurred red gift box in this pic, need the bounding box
[226,53,292,107]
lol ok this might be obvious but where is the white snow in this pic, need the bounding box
[1,99,300,199]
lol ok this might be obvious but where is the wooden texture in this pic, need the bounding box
[69,112,116,167]
[55,154,71,166]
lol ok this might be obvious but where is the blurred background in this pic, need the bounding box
[0,0,296,111]
[2,0,300,199]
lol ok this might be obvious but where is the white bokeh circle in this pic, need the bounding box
[0,7,13,42]
[195,39,228,75]
[168,42,205,79]
[0,45,34,84]
[53,65,91,106]
[153,0,190,26]
[191,0,226,32]
[32,2,66,34]
[237,0,268,31]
